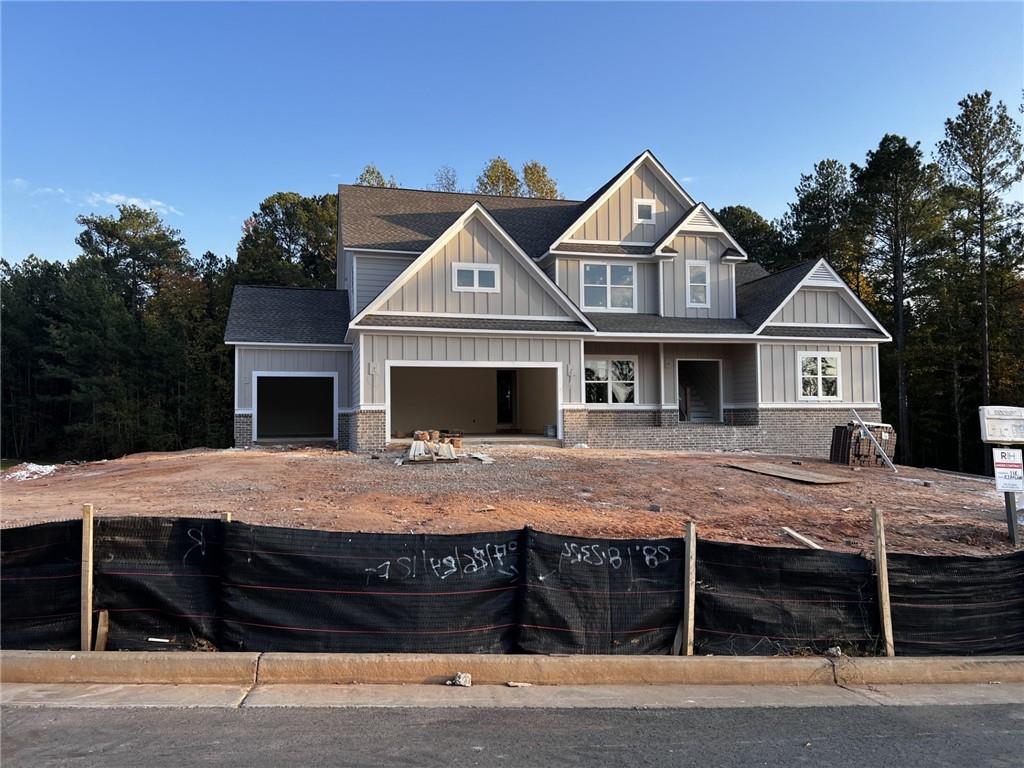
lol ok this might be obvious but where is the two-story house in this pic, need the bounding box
[225,151,890,455]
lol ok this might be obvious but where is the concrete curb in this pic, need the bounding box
[0,651,260,685]
[835,656,1024,685]
[2,651,1021,687]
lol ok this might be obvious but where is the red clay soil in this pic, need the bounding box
[1,445,1015,556]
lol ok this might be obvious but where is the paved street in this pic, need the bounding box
[3,685,1023,767]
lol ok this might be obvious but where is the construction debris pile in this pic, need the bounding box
[830,422,897,467]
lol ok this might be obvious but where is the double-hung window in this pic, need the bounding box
[582,263,635,312]
[798,352,841,400]
[585,357,636,405]
[452,262,500,293]
[686,261,709,308]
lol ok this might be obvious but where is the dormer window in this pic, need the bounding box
[452,262,500,293]
[633,198,656,225]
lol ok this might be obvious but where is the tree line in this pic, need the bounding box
[3,93,1021,473]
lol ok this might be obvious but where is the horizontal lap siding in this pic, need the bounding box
[362,334,583,405]
[236,348,351,410]
[661,236,733,319]
[568,161,686,244]
[382,218,564,317]
[758,344,878,404]
[355,254,415,312]
[770,288,870,325]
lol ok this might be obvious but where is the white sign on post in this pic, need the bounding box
[979,406,1024,445]
[993,448,1024,492]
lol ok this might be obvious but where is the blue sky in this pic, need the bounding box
[3,1,1022,263]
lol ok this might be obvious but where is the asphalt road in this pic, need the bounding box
[4,704,1023,767]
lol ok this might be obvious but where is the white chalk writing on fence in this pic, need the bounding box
[364,540,519,585]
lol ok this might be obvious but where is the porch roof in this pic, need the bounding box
[585,313,752,335]
[758,326,887,339]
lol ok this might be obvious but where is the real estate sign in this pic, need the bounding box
[993,448,1024,493]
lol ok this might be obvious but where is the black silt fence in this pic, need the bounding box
[887,550,1024,656]
[694,540,881,656]
[93,517,223,651]
[4,517,1023,656]
[0,520,82,650]
[518,530,685,654]
[219,524,523,653]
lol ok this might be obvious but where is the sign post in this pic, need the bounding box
[980,407,1024,548]
[993,447,1022,548]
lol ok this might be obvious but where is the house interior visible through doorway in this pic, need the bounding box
[677,360,723,423]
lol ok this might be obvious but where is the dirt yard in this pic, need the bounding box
[1,445,1015,556]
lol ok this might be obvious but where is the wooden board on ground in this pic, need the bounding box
[725,461,851,485]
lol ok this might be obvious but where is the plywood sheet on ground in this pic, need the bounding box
[725,462,852,485]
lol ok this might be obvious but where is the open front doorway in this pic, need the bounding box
[496,370,517,430]
[677,360,723,423]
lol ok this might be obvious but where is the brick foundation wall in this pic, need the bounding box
[233,413,253,448]
[561,407,882,458]
[337,412,352,451]
[351,410,387,453]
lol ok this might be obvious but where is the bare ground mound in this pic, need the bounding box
[1,446,1014,556]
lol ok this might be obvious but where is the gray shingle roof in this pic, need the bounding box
[224,285,350,345]
[586,313,752,334]
[735,260,819,329]
[759,326,887,339]
[356,314,590,333]
[550,242,676,256]
[339,185,583,259]
[735,262,769,286]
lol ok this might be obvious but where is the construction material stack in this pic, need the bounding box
[829,422,897,467]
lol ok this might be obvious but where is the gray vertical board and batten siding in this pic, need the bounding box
[660,343,757,406]
[661,236,734,319]
[361,333,583,405]
[769,288,872,326]
[555,259,659,314]
[235,348,352,410]
[758,344,878,404]
[568,160,686,244]
[381,218,567,317]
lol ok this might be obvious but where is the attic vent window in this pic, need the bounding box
[633,198,656,225]
[452,263,500,293]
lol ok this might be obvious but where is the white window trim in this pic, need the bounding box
[451,262,501,293]
[584,355,639,406]
[797,351,842,401]
[581,261,637,314]
[685,259,711,309]
[633,198,657,225]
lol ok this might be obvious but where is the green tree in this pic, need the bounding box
[713,205,790,271]
[474,156,522,196]
[74,205,188,319]
[851,135,945,463]
[521,160,561,199]
[354,163,398,188]
[431,165,460,193]
[782,159,860,281]
[937,90,1024,407]
[235,192,337,288]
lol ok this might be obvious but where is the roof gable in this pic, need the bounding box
[737,258,890,338]
[653,202,749,260]
[550,150,696,249]
[348,202,595,330]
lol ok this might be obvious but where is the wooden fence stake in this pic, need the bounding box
[221,512,232,523]
[80,503,94,652]
[672,522,698,656]
[872,507,895,657]
[94,609,109,652]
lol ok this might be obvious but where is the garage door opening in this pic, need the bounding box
[255,375,335,441]
[389,366,558,441]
